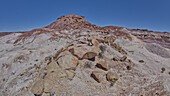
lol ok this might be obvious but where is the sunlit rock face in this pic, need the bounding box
[0,15,170,96]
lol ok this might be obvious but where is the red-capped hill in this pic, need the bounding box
[45,14,101,31]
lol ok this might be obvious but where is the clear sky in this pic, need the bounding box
[0,0,170,32]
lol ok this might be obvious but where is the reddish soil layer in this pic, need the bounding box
[1,15,169,49]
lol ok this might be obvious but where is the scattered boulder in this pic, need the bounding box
[96,61,108,71]
[120,56,127,62]
[82,52,97,60]
[46,61,67,78]
[88,57,95,61]
[106,71,119,83]
[96,38,109,43]
[43,77,57,93]
[57,55,79,80]
[70,47,88,59]
[57,55,79,69]
[84,61,93,68]
[68,48,74,54]
[65,70,76,80]
[31,80,44,95]
[110,43,127,55]
[127,59,135,70]
[62,50,72,55]
[53,48,64,60]
[91,71,104,83]
[42,92,50,96]
[92,39,99,46]
[112,57,120,61]
[112,56,127,62]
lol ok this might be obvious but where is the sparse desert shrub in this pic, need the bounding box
[84,62,93,68]
[45,56,52,62]
[139,60,144,63]
[50,92,54,96]
[161,67,166,73]
[99,45,106,53]
[98,52,103,58]
[14,55,27,63]
[128,51,134,54]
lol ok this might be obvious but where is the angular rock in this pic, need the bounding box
[57,55,79,69]
[47,61,60,74]
[68,48,74,54]
[57,55,78,80]
[31,79,44,95]
[43,77,56,93]
[112,57,120,61]
[96,38,109,43]
[82,52,97,60]
[106,71,118,83]
[65,70,75,80]
[96,61,108,71]
[42,92,50,96]
[53,48,64,60]
[120,56,127,62]
[71,47,88,59]
[110,43,127,55]
[92,39,100,46]
[91,71,103,83]
[46,61,67,78]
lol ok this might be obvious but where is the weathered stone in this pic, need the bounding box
[120,56,127,62]
[42,92,50,96]
[106,71,118,83]
[126,59,135,70]
[47,61,59,74]
[58,55,79,69]
[96,61,108,71]
[112,57,120,61]
[56,55,78,80]
[43,77,55,93]
[53,48,64,60]
[31,79,44,95]
[47,61,67,78]
[82,52,97,59]
[96,38,109,43]
[91,71,103,83]
[68,48,74,54]
[65,70,75,80]
[91,46,102,55]
[110,43,127,55]
[92,39,99,46]
[63,50,72,55]
[88,42,93,46]
[119,49,127,55]
[72,47,88,58]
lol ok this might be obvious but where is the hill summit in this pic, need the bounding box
[45,14,100,30]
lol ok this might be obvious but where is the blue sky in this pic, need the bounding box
[0,0,170,32]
